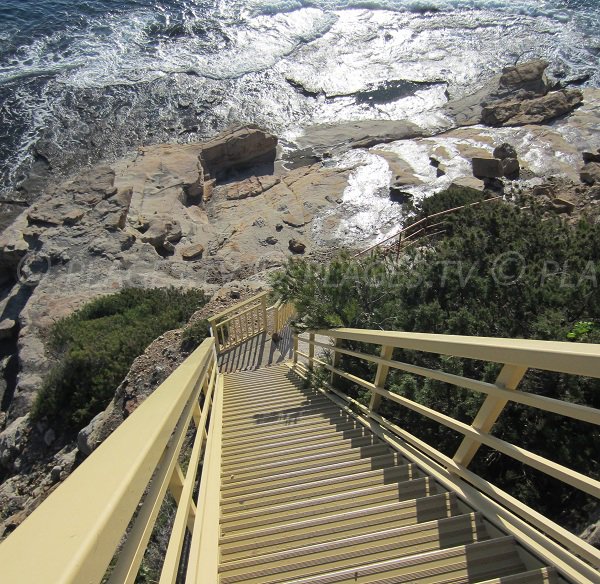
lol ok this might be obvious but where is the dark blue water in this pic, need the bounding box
[0,0,599,196]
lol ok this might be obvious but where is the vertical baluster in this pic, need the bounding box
[330,338,342,387]
[308,333,315,371]
[261,294,268,333]
[369,345,394,413]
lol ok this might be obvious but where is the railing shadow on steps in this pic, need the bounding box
[292,328,600,583]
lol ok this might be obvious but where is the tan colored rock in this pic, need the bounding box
[282,212,313,228]
[498,59,550,96]
[62,209,85,226]
[222,175,280,200]
[201,126,277,178]
[482,89,583,127]
[181,244,205,261]
[450,177,485,192]
[140,215,183,251]
[373,150,422,186]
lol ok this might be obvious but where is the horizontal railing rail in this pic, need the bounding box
[293,328,600,576]
[208,291,269,354]
[0,337,222,584]
[355,196,503,259]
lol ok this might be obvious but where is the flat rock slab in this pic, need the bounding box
[296,120,425,152]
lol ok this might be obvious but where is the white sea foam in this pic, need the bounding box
[0,0,599,196]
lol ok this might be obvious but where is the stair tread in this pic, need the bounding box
[220,492,460,562]
[219,366,553,584]
[222,464,421,511]
[221,452,407,497]
[220,512,487,580]
[220,477,438,533]
[219,536,524,584]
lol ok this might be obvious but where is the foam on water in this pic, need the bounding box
[0,0,599,196]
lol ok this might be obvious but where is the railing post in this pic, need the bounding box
[330,338,342,386]
[208,322,220,356]
[369,345,394,413]
[453,364,528,468]
[293,334,299,365]
[308,333,315,371]
[261,294,268,333]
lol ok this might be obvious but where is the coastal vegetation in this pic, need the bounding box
[32,287,207,433]
[272,188,600,530]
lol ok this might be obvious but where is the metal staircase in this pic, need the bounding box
[1,296,599,583]
[218,364,557,584]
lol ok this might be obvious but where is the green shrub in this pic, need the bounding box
[33,287,207,433]
[271,190,600,530]
[181,319,211,353]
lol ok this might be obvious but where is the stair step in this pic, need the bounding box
[221,476,438,533]
[223,401,344,429]
[219,513,488,583]
[222,434,382,473]
[222,425,373,460]
[221,443,391,484]
[222,415,362,447]
[477,567,558,584]
[231,536,524,584]
[221,451,406,497]
[222,463,421,512]
[224,385,311,402]
[224,393,329,416]
[223,404,347,435]
[221,492,459,562]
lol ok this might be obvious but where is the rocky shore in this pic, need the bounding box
[0,60,599,541]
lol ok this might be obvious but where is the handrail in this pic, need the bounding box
[0,337,221,584]
[293,328,600,574]
[355,196,503,258]
[208,291,269,354]
[207,290,269,324]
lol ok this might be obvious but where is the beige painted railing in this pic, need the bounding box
[293,328,600,578]
[0,337,223,584]
[208,291,269,353]
[272,298,297,335]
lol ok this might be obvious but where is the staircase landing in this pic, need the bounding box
[219,364,558,584]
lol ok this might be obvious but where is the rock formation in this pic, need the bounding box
[446,59,583,127]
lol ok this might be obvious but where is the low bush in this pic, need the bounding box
[271,190,600,530]
[33,287,207,433]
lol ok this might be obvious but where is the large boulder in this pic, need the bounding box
[181,244,205,261]
[140,215,183,252]
[200,126,278,179]
[497,59,550,97]
[583,150,600,164]
[482,89,583,127]
[472,158,504,179]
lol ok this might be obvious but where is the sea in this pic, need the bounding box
[0,0,599,196]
